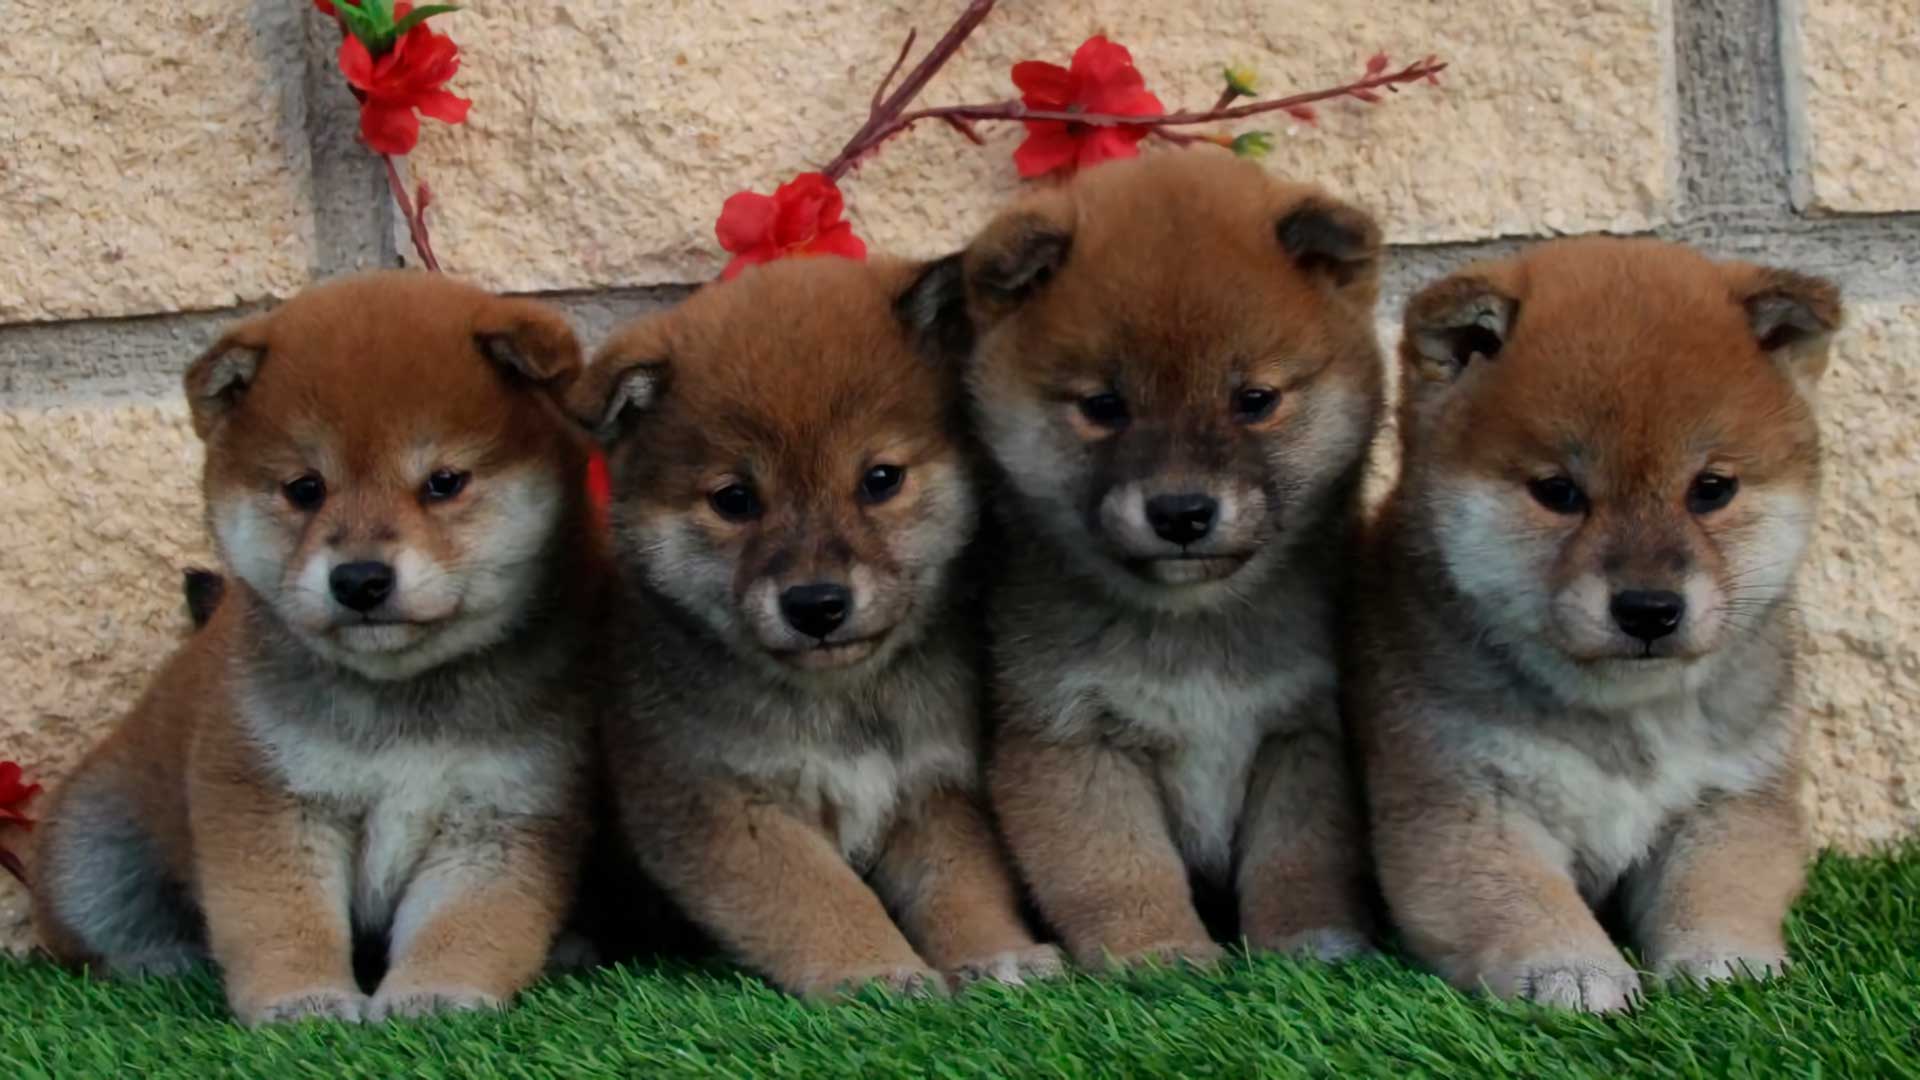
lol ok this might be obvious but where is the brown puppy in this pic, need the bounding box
[567,256,1058,999]
[1356,238,1839,1011]
[31,272,606,1025]
[954,149,1387,968]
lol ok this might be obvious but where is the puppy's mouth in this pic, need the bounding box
[1123,552,1253,585]
[329,614,451,653]
[770,634,886,672]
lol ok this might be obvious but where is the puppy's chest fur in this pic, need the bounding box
[637,619,981,869]
[1451,640,1795,899]
[239,649,583,932]
[998,559,1338,880]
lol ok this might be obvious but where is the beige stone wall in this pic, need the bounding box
[1,1,1915,950]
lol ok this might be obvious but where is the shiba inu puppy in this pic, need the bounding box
[568,256,1059,999]
[32,273,606,1025]
[951,149,1386,968]
[1356,238,1840,1012]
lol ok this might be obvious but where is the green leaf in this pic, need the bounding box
[389,4,460,38]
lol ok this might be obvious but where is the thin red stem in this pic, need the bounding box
[822,0,999,181]
[383,155,441,272]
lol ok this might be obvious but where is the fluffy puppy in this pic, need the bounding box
[567,256,1059,999]
[31,272,606,1025]
[948,149,1387,968]
[1356,237,1840,1012]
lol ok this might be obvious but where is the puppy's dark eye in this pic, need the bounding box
[1077,392,1130,430]
[859,464,906,504]
[422,469,470,502]
[1232,386,1280,423]
[709,483,762,522]
[283,473,326,511]
[1686,472,1739,515]
[1527,475,1588,515]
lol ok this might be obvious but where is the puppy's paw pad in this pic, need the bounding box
[1258,927,1374,964]
[948,944,1067,988]
[369,986,504,1022]
[797,964,947,1002]
[1657,948,1790,985]
[1094,938,1228,972]
[244,988,368,1026]
[1505,957,1642,1014]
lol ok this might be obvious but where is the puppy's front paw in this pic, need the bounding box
[369,985,505,1022]
[240,987,369,1027]
[1087,938,1227,972]
[793,964,947,1002]
[1257,927,1374,964]
[544,930,601,974]
[1655,944,1790,985]
[1484,952,1642,1014]
[947,944,1067,988]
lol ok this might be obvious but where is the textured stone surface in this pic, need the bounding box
[0,2,315,322]
[0,404,210,949]
[1796,304,1920,848]
[1782,0,1920,212]
[406,0,1677,291]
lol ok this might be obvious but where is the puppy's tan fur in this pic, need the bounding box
[958,150,1387,967]
[1356,238,1839,1011]
[569,257,1057,999]
[32,273,607,1025]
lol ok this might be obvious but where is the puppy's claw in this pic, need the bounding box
[795,964,947,1002]
[1258,926,1374,964]
[1655,945,1790,985]
[368,985,504,1022]
[242,987,368,1027]
[947,943,1067,988]
[1488,953,1643,1014]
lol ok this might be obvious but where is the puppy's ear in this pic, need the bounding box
[183,313,273,439]
[1725,263,1842,392]
[474,297,584,384]
[964,191,1074,317]
[1402,273,1519,385]
[1277,194,1382,293]
[895,254,973,360]
[566,318,670,443]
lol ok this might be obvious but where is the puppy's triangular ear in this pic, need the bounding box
[183,313,273,439]
[566,318,670,444]
[1277,194,1382,293]
[1725,263,1842,392]
[1402,273,1518,385]
[474,297,584,385]
[964,191,1074,318]
[895,254,973,360]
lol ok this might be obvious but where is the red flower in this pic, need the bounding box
[714,173,867,281]
[0,761,39,830]
[314,0,343,16]
[337,3,471,156]
[1010,36,1165,179]
[586,449,611,529]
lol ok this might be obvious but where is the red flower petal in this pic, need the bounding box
[338,33,375,88]
[360,100,422,155]
[314,0,338,16]
[1013,123,1081,178]
[413,88,471,124]
[804,222,868,262]
[1078,125,1147,170]
[720,250,774,281]
[715,191,778,255]
[1011,60,1075,108]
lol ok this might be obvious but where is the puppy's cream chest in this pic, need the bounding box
[257,726,565,930]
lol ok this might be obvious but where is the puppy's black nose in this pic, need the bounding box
[1611,589,1685,643]
[780,583,851,640]
[330,561,395,613]
[1145,493,1218,546]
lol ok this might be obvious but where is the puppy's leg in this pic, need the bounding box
[32,760,205,978]
[370,815,582,1021]
[1373,785,1640,1013]
[634,778,938,1001]
[1623,782,1806,985]
[991,728,1218,970]
[192,765,360,1026]
[870,787,1063,988]
[1237,717,1373,962]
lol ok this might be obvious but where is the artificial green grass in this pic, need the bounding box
[2,847,1915,1079]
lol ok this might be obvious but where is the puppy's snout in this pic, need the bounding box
[331,560,396,613]
[779,583,851,640]
[1610,589,1685,643]
[1145,493,1218,546]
